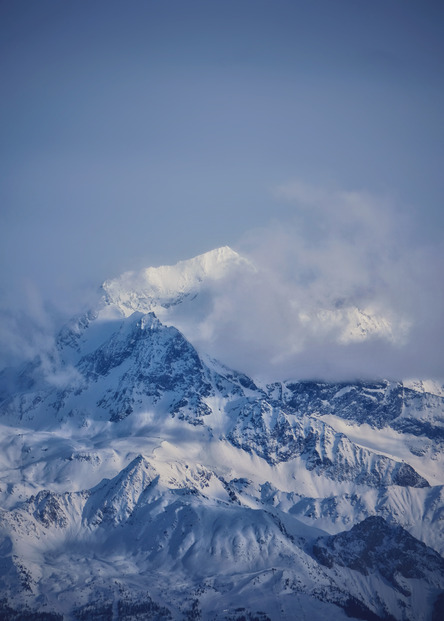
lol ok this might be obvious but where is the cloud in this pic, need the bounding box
[176,181,443,383]
[0,282,55,367]
[0,281,83,389]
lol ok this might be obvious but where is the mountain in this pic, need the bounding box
[0,247,443,620]
[100,245,252,317]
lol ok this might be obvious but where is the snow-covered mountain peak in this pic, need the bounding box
[101,246,253,317]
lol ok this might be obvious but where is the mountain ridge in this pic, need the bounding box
[0,248,443,620]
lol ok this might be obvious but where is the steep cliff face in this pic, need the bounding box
[313,516,444,620]
[228,400,429,487]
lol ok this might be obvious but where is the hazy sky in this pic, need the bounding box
[1,1,443,378]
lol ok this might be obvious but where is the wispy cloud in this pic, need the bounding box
[0,281,83,389]
[179,181,443,382]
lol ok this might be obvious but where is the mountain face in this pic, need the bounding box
[0,248,443,621]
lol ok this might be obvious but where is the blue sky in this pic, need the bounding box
[1,0,443,377]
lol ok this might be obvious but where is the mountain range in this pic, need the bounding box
[0,247,443,620]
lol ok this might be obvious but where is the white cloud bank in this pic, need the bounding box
[177,181,443,383]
